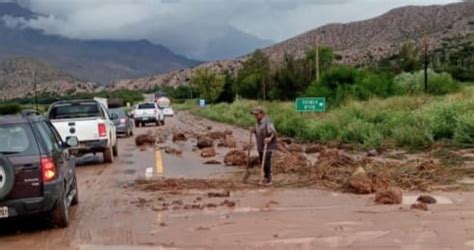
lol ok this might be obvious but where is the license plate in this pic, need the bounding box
[142,117,149,121]
[0,207,8,218]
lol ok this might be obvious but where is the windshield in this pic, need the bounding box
[109,108,127,118]
[49,103,101,119]
[138,103,155,109]
[0,124,37,154]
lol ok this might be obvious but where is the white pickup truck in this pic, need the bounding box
[47,100,118,163]
[133,102,165,127]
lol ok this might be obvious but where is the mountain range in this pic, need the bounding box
[113,2,473,90]
[0,2,199,84]
[0,57,97,100]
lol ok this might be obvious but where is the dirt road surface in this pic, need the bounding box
[1,112,474,249]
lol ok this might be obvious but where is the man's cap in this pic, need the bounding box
[251,106,266,115]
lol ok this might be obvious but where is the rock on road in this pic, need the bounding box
[1,112,474,249]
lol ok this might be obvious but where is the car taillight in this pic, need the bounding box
[98,123,107,137]
[120,118,126,124]
[41,157,57,182]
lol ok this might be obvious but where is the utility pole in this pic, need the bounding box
[34,71,38,112]
[422,34,429,93]
[315,37,320,83]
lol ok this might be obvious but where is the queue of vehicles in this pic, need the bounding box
[0,96,173,228]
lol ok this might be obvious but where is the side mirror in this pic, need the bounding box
[65,136,79,148]
[110,113,119,120]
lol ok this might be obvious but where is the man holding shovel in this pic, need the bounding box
[250,107,277,186]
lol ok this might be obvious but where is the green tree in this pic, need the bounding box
[191,68,225,103]
[216,71,236,103]
[237,49,271,100]
[305,47,335,82]
[398,42,422,72]
[270,53,311,100]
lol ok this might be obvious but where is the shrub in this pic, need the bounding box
[304,121,340,143]
[391,125,434,149]
[421,100,464,140]
[394,70,460,95]
[0,103,22,115]
[454,113,474,147]
[339,119,382,149]
[306,66,398,107]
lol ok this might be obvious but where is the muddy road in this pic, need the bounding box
[1,112,474,249]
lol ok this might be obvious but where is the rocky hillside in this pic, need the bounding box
[112,59,243,90]
[263,2,473,65]
[112,2,473,91]
[0,57,96,100]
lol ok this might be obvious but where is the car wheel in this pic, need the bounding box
[135,121,140,127]
[113,142,118,157]
[103,147,114,163]
[156,121,160,126]
[50,187,70,228]
[71,176,79,206]
[0,155,15,200]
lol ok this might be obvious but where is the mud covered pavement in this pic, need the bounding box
[2,112,474,249]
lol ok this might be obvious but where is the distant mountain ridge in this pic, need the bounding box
[262,2,474,65]
[112,2,473,91]
[0,2,200,84]
[0,57,97,100]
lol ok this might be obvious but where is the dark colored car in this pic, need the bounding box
[0,112,79,228]
[109,108,134,137]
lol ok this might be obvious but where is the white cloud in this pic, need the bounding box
[4,0,461,59]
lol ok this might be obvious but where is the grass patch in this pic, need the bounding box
[174,99,198,111]
[193,86,474,150]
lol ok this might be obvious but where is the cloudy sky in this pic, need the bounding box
[2,0,462,60]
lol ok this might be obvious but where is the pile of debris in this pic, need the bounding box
[272,152,310,174]
[195,130,238,150]
[224,150,247,166]
[135,133,157,147]
[389,160,457,191]
[163,147,182,156]
[196,135,213,149]
[318,149,357,168]
[172,132,187,142]
[201,147,217,158]
[131,178,247,192]
[311,149,456,193]
[411,195,437,211]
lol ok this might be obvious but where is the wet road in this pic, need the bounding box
[1,114,474,249]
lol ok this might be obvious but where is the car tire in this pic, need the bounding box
[50,187,70,228]
[0,155,15,200]
[103,147,114,163]
[155,121,160,126]
[71,176,79,206]
[135,121,140,127]
[113,142,118,157]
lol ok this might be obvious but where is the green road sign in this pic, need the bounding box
[295,97,326,112]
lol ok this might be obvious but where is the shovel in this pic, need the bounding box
[242,131,253,183]
[259,143,268,184]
